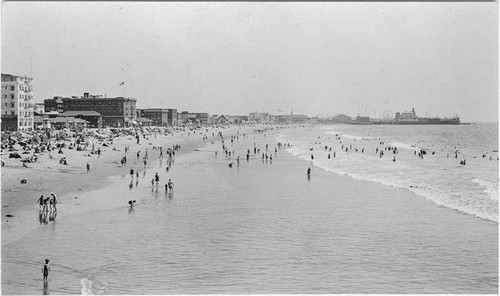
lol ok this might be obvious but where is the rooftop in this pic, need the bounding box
[49,117,89,124]
[60,110,102,117]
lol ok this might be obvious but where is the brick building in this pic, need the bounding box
[139,109,169,126]
[62,93,136,127]
[44,96,64,113]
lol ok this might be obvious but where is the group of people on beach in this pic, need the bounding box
[37,192,57,212]
[37,193,57,224]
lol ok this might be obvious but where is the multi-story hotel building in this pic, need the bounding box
[177,111,189,125]
[62,93,136,127]
[44,96,64,113]
[139,108,178,126]
[1,73,34,131]
[139,109,169,126]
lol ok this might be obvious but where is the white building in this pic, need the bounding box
[1,73,34,131]
[395,107,418,122]
[249,112,270,123]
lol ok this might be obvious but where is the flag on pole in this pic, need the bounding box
[119,81,125,86]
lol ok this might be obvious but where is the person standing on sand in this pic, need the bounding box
[50,193,57,211]
[42,259,50,283]
[43,197,51,212]
[37,195,44,210]
[86,162,90,173]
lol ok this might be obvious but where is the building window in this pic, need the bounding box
[10,94,14,99]
[10,86,14,91]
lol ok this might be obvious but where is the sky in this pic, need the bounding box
[2,2,498,122]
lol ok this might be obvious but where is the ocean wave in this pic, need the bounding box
[324,131,381,141]
[81,277,107,295]
[284,142,498,223]
[471,178,499,202]
[388,141,422,151]
[81,278,94,295]
[408,186,499,222]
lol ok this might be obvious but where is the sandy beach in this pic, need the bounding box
[1,125,267,239]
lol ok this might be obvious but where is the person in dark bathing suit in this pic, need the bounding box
[42,259,50,283]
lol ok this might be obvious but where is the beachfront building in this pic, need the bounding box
[275,114,308,124]
[356,116,370,123]
[139,109,169,126]
[188,112,209,125]
[48,116,89,130]
[216,115,236,124]
[44,96,64,113]
[1,73,35,131]
[331,114,352,123]
[59,110,103,128]
[395,108,418,123]
[177,111,189,125]
[314,114,332,124]
[249,112,270,123]
[208,114,218,124]
[33,115,52,129]
[62,93,137,127]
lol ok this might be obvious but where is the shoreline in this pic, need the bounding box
[1,124,284,244]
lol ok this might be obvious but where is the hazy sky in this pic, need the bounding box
[2,2,498,121]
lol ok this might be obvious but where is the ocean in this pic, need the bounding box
[280,122,499,222]
[1,123,498,294]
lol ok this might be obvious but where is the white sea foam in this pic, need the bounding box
[471,177,499,202]
[325,131,381,141]
[389,141,422,151]
[81,276,107,295]
[282,132,499,223]
[81,278,94,295]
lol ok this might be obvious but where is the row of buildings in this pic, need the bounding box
[313,108,460,125]
[1,73,312,131]
[1,73,212,131]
